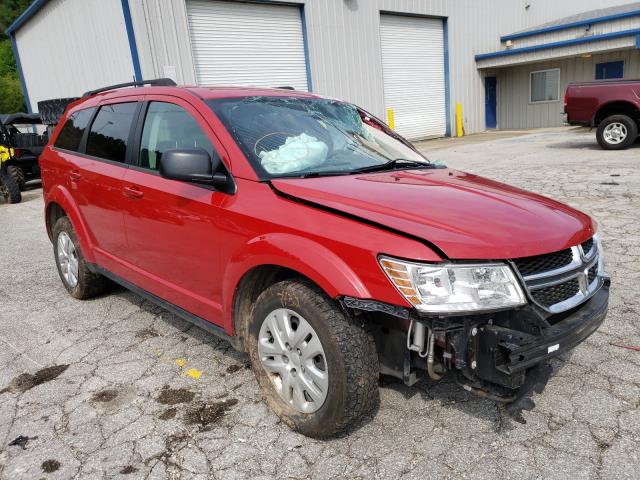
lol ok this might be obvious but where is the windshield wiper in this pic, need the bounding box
[350,158,438,174]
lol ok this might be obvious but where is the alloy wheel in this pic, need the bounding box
[57,231,79,287]
[603,122,627,145]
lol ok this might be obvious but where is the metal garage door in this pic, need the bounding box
[380,15,446,140]
[186,0,309,91]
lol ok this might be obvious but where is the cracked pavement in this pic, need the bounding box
[1,127,639,479]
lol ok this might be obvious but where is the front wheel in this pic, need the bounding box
[7,165,26,191]
[246,279,379,438]
[596,114,638,150]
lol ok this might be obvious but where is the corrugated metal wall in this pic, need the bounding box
[14,0,134,112]
[496,50,640,129]
[124,0,640,134]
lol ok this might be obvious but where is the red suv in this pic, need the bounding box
[41,80,609,437]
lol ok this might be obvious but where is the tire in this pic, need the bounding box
[596,114,638,150]
[246,279,379,438]
[0,170,21,204]
[52,216,109,299]
[7,165,26,191]
[37,97,80,126]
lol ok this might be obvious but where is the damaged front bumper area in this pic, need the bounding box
[346,277,610,408]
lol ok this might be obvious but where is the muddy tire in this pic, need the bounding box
[52,216,109,299]
[7,165,26,191]
[246,279,379,438]
[596,114,638,150]
[0,170,21,204]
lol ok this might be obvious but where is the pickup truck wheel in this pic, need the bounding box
[52,217,109,299]
[247,279,379,438]
[596,115,638,150]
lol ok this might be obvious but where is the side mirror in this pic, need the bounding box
[159,148,229,189]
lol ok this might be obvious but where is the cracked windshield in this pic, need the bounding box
[208,96,432,178]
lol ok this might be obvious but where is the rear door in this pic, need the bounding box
[119,96,228,323]
[57,99,141,269]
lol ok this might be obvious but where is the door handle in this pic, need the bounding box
[69,171,81,182]
[123,186,144,199]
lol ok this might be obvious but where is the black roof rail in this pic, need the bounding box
[275,86,295,90]
[83,78,177,97]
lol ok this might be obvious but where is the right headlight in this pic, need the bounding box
[379,256,526,313]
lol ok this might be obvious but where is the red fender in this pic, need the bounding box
[221,233,372,333]
[45,185,97,264]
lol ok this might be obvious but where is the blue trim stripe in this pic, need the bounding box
[5,0,48,35]
[476,28,640,61]
[9,34,31,113]
[299,5,313,92]
[500,9,640,42]
[120,0,142,82]
[636,33,640,48]
[442,18,451,137]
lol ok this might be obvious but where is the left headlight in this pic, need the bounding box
[379,256,526,313]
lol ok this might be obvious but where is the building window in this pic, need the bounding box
[530,68,560,103]
[595,61,624,80]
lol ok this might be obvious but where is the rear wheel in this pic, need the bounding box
[7,165,26,191]
[0,169,21,204]
[246,279,379,438]
[52,216,109,299]
[596,114,638,150]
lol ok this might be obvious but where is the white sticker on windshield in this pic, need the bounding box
[547,344,559,354]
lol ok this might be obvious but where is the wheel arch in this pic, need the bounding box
[593,101,640,126]
[45,187,96,263]
[223,233,373,350]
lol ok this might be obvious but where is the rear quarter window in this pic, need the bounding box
[86,102,138,163]
[53,108,95,152]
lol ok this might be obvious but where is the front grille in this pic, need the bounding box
[513,249,573,277]
[588,264,598,284]
[512,237,602,313]
[531,280,580,308]
[581,238,594,257]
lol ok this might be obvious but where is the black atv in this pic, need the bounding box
[0,112,47,191]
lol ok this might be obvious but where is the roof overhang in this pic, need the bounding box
[5,0,48,36]
[476,28,640,69]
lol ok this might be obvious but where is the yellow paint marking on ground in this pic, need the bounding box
[185,368,202,379]
[175,358,187,368]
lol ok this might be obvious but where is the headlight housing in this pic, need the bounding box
[379,257,526,313]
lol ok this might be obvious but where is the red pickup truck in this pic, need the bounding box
[41,79,609,437]
[564,79,640,150]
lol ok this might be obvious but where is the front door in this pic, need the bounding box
[485,76,497,129]
[120,98,227,324]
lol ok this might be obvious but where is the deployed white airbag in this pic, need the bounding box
[259,133,328,174]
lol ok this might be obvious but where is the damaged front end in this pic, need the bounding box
[342,242,610,416]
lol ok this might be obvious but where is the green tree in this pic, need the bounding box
[0,0,33,113]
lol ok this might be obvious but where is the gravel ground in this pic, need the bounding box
[0,128,638,479]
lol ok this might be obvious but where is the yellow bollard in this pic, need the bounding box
[387,108,395,130]
[456,103,463,137]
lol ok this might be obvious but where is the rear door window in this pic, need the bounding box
[86,102,138,163]
[54,108,95,152]
[138,102,217,171]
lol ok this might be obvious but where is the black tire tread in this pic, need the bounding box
[52,216,109,299]
[250,279,379,437]
[7,165,26,191]
[0,170,21,203]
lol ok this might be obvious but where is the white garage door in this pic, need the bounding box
[380,15,446,140]
[187,0,309,91]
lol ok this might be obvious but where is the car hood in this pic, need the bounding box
[271,168,595,260]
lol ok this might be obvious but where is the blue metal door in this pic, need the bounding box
[485,76,497,129]
[595,61,624,80]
